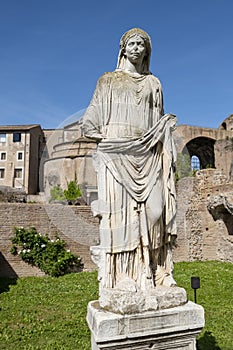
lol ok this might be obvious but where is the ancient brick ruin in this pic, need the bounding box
[0,115,233,277]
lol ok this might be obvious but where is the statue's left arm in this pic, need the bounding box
[154,76,164,118]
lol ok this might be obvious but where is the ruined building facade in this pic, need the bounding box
[0,125,43,195]
[0,115,233,277]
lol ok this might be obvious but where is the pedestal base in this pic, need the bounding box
[87,301,205,350]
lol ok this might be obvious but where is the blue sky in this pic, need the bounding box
[0,0,232,129]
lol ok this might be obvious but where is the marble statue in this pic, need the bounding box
[85,29,204,350]
[83,28,177,293]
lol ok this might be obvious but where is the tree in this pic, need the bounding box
[64,174,82,204]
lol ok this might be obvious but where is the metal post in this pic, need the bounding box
[191,276,200,304]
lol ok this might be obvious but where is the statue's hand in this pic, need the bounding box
[164,113,177,131]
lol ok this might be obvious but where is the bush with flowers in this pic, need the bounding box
[10,227,83,277]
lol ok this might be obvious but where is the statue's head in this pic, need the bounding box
[117,28,152,74]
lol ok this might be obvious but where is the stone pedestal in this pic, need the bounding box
[87,301,204,350]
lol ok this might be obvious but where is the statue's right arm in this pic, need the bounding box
[82,110,103,142]
[82,81,103,142]
[82,73,113,141]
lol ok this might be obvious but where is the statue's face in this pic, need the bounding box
[124,35,146,65]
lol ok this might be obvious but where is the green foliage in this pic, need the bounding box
[175,153,193,181]
[11,227,83,277]
[49,184,65,201]
[64,174,82,203]
[0,262,232,349]
[49,175,82,204]
[191,168,198,177]
[205,164,212,169]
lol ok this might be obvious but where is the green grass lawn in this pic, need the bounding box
[0,261,232,350]
[174,261,233,350]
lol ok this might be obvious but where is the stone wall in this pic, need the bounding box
[1,169,233,278]
[215,137,233,179]
[0,203,99,277]
[174,169,233,263]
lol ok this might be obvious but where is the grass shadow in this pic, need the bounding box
[0,277,18,294]
[0,252,18,293]
[197,331,222,350]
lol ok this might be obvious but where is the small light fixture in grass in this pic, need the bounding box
[191,276,200,303]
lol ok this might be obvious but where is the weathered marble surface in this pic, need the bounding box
[99,285,187,314]
[84,27,205,350]
[83,27,177,292]
[87,300,205,350]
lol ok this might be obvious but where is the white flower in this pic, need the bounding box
[18,250,21,255]
[27,249,31,253]
[66,249,70,253]
[50,239,54,243]
[22,249,27,254]
[41,244,46,248]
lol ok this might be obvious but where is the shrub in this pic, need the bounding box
[49,176,82,204]
[64,174,82,204]
[10,227,83,277]
[50,184,66,202]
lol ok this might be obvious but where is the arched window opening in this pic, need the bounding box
[191,155,200,170]
[221,122,227,130]
[185,136,215,169]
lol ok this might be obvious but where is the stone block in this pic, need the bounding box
[87,301,205,350]
[99,286,187,314]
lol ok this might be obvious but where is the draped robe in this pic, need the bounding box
[83,70,177,290]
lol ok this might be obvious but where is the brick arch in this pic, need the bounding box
[183,136,216,169]
[174,125,218,154]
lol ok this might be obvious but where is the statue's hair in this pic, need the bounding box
[116,28,152,74]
